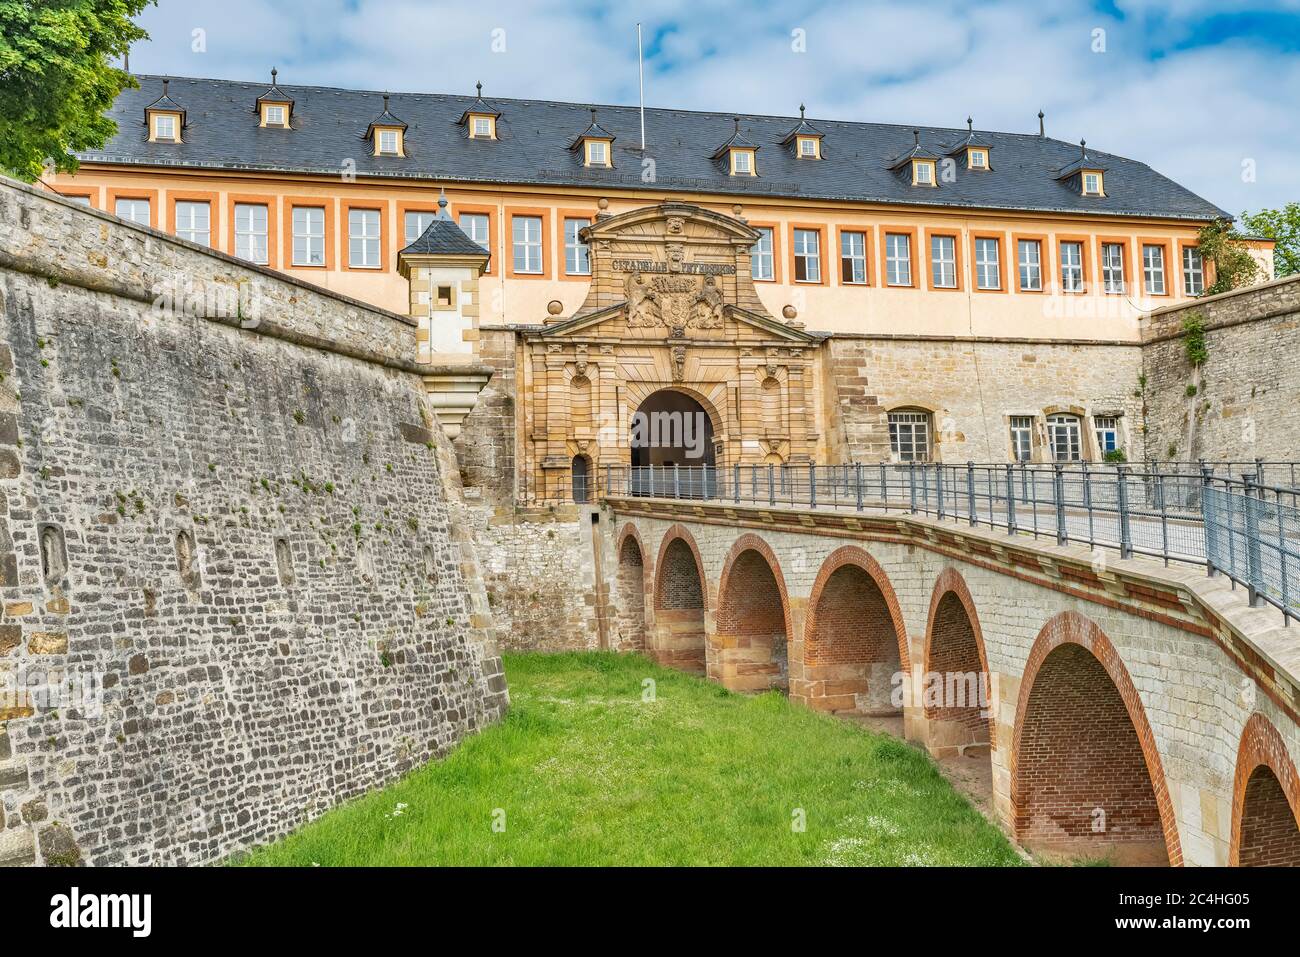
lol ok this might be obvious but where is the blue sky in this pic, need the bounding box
[127,0,1299,216]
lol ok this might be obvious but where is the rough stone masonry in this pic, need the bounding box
[0,178,507,866]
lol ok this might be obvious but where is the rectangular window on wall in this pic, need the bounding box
[234,203,269,264]
[1094,416,1121,456]
[1183,246,1204,296]
[1017,239,1042,291]
[175,201,211,246]
[1060,241,1084,292]
[1102,242,1125,293]
[840,231,867,284]
[292,206,325,266]
[885,233,911,286]
[930,235,956,288]
[1009,416,1033,462]
[1047,414,1082,461]
[348,209,381,268]
[1143,244,1166,294]
[888,411,931,462]
[793,228,821,282]
[405,210,434,245]
[975,237,1001,289]
[564,217,591,275]
[458,213,490,254]
[115,198,150,226]
[513,215,543,273]
[751,226,774,280]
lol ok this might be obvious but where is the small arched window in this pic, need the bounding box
[887,409,932,462]
[40,525,67,584]
[274,537,295,586]
[175,529,200,588]
[1046,414,1083,462]
[571,455,591,504]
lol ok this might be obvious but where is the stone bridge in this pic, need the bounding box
[601,495,1300,866]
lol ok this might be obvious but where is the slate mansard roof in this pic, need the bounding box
[81,74,1230,222]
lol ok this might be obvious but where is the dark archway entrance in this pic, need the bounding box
[630,390,716,496]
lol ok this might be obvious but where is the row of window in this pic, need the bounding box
[751,226,1206,295]
[888,410,1123,463]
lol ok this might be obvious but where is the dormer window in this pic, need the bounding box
[731,148,756,176]
[256,69,294,129]
[585,139,610,167]
[1082,171,1104,196]
[798,136,820,159]
[377,128,402,156]
[571,108,615,168]
[781,105,824,160]
[912,159,936,186]
[1057,140,1108,198]
[714,117,760,177]
[891,130,941,188]
[151,112,180,143]
[968,147,989,169]
[365,94,407,157]
[459,82,502,140]
[947,118,993,173]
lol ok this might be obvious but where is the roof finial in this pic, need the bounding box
[1038,110,1045,136]
[913,129,920,146]
[799,103,806,119]
[162,78,169,96]
[967,116,973,131]
[383,93,390,111]
[734,116,741,133]
[271,67,278,83]
[437,188,449,218]
[476,81,482,97]
[591,107,598,124]
[1080,138,1086,157]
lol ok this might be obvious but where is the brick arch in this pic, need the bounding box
[650,524,708,674]
[614,523,651,654]
[794,545,909,715]
[1011,611,1182,866]
[713,533,793,693]
[1229,713,1300,866]
[922,567,994,755]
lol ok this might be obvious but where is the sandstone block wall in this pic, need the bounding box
[825,336,1143,463]
[1140,274,1300,465]
[0,179,506,866]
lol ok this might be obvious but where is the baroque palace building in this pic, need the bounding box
[50,73,1275,502]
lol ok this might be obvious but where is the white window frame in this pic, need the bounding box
[969,149,987,169]
[512,215,543,274]
[885,233,912,287]
[1182,246,1204,296]
[732,149,753,175]
[404,210,435,245]
[472,116,493,138]
[913,160,934,186]
[459,213,490,252]
[798,137,818,158]
[175,200,210,247]
[152,113,177,141]
[264,104,285,127]
[1047,414,1082,462]
[1094,415,1121,457]
[1017,239,1042,291]
[115,198,150,226]
[840,231,867,285]
[1060,241,1084,293]
[793,228,820,283]
[1102,242,1125,294]
[1009,416,1033,462]
[1143,244,1166,295]
[751,227,774,281]
[564,217,591,275]
[1083,172,1102,195]
[234,202,269,264]
[930,235,956,289]
[585,140,608,167]
[975,237,1001,290]
[888,410,931,463]
[348,208,381,269]
[377,129,399,156]
[292,206,325,267]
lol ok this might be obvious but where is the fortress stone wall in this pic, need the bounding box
[0,179,506,866]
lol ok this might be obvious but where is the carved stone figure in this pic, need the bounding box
[671,345,687,381]
[625,272,662,327]
[689,275,725,329]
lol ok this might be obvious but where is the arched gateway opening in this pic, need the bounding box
[1230,714,1300,866]
[1012,614,1179,866]
[614,530,648,653]
[923,578,991,759]
[652,530,707,674]
[631,390,716,496]
[714,537,790,693]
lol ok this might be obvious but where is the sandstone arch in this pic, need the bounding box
[921,568,993,757]
[713,534,792,693]
[1011,611,1181,866]
[614,524,650,653]
[793,545,908,715]
[652,524,708,674]
[1230,713,1300,866]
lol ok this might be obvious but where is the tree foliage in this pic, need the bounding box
[0,0,151,181]
[1241,202,1300,279]
[1196,219,1259,296]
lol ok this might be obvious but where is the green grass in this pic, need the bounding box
[238,652,1022,866]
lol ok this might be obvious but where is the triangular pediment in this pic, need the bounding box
[538,299,815,343]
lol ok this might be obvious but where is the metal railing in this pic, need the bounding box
[599,461,1300,625]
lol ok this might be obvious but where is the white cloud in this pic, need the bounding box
[129,0,1299,214]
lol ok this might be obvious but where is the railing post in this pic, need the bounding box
[1053,463,1067,546]
[808,462,817,509]
[767,462,775,507]
[855,462,864,511]
[604,463,612,499]
[880,463,888,504]
[1116,465,1133,560]
[673,462,680,500]
[936,464,946,521]
[1082,461,1095,546]
[1005,463,1016,536]
[1157,469,1171,566]
[733,463,741,504]
[909,462,918,514]
[1242,475,1263,607]
[1276,489,1290,625]
[1200,463,1217,577]
[966,461,977,527]
[1256,457,1265,487]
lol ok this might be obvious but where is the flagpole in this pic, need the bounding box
[637,22,646,150]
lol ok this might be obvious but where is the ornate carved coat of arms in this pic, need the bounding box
[625,271,725,330]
